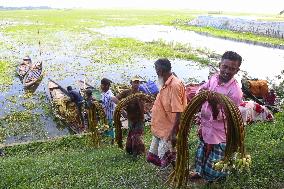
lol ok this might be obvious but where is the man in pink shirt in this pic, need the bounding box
[191,51,243,181]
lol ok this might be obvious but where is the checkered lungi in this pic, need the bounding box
[195,140,227,181]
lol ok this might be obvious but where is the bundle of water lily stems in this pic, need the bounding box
[114,93,154,148]
[87,101,108,148]
[167,90,245,188]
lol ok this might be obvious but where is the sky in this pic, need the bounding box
[1,0,284,14]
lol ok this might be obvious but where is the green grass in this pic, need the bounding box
[0,9,197,32]
[1,112,284,188]
[221,112,284,189]
[1,9,283,47]
[178,25,284,47]
[88,37,212,65]
[0,132,168,189]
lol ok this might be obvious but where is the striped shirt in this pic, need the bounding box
[26,69,42,82]
[101,89,116,120]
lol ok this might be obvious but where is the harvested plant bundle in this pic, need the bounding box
[111,84,130,96]
[168,90,245,188]
[114,93,154,148]
[86,101,108,148]
[54,97,81,125]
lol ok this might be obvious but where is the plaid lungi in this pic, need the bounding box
[125,121,145,156]
[195,140,227,181]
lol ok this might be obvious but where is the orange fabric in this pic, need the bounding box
[248,80,268,98]
[151,75,187,140]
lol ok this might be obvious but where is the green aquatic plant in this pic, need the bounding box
[0,60,15,91]
[88,37,212,65]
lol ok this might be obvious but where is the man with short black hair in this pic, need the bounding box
[100,78,116,144]
[190,51,243,182]
[67,86,84,105]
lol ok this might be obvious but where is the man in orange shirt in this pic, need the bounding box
[146,58,187,168]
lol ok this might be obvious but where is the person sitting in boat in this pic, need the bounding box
[67,86,84,122]
[67,86,84,104]
[100,78,116,144]
[18,56,32,77]
[23,56,31,63]
[112,76,146,157]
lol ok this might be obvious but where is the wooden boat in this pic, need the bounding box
[48,79,85,134]
[23,62,43,88]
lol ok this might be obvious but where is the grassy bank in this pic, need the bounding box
[1,112,284,189]
[0,131,168,189]
[178,25,284,47]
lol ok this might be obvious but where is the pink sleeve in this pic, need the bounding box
[196,81,210,94]
[228,84,243,106]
